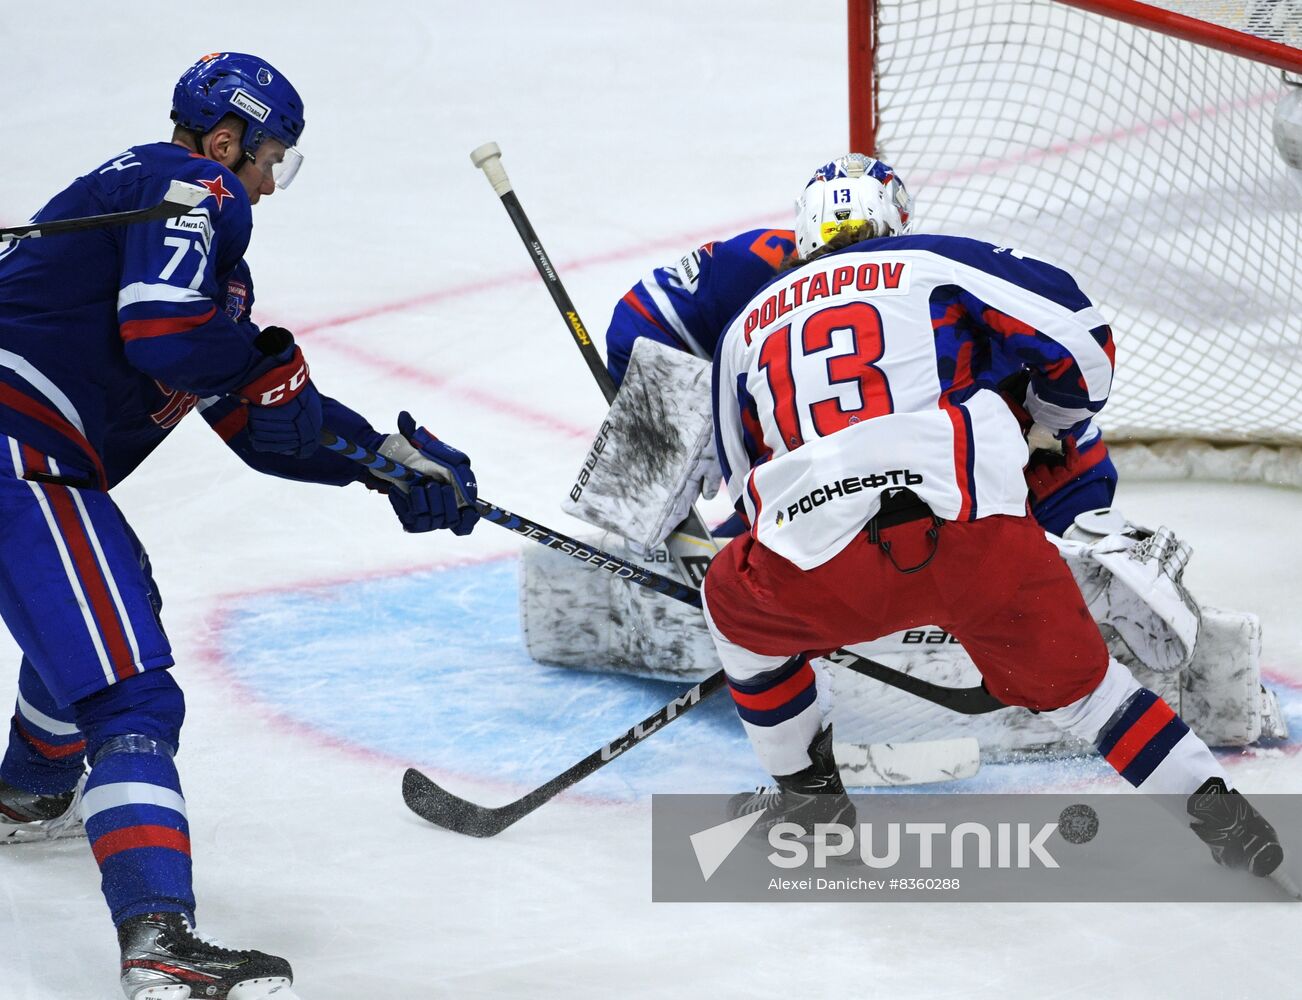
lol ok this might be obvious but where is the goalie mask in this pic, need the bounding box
[794,153,914,257]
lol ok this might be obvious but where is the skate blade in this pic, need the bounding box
[0,822,86,845]
[134,979,298,1000]
[229,979,299,1000]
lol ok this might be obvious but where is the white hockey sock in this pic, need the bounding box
[703,599,824,777]
[1042,659,1230,796]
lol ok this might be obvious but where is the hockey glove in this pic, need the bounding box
[377,411,479,535]
[239,327,323,459]
[1026,421,1064,456]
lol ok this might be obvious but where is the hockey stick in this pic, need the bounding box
[470,142,618,400]
[401,671,728,837]
[321,430,997,835]
[470,140,717,587]
[0,179,208,243]
[462,148,1007,707]
[399,686,980,836]
[319,430,1003,713]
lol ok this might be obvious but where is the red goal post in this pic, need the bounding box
[844,0,1302,482]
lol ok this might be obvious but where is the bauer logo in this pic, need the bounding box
[231,88,271,123]
[651,793,1302,903]
[568,420,612,502]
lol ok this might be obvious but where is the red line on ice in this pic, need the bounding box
[281,87,1279,445]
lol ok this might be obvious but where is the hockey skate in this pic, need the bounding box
[119,912,296,1000]
[1187,777,1282,877]
[729,726,858,832]
[0,774,85,844]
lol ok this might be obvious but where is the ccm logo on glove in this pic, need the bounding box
[239,346,310,406]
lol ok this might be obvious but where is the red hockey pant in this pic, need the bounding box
[703,513,1109,712]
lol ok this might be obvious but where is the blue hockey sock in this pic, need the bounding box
[74,670,193,925]
[1,661,86,795]
[83,735,194,925]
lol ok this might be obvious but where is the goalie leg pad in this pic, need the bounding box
[562,337,718,552]
[519,530,720,681]
[1180,606,1276,745]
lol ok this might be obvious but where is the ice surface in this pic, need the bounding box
[1,3,1300,998]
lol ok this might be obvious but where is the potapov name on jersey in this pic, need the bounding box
[777,470,923,526]
[742,259,910,340]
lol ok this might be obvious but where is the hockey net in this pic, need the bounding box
[850,0,1302,483]
[824,0,1300,758]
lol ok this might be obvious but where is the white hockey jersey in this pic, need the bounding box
[713,234,1115,570]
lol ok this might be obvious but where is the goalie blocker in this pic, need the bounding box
[562,338,719,554]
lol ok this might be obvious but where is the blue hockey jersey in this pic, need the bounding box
[605,228,796,385]
[0,142,377,490]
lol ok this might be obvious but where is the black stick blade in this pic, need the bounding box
[401,768,519,838]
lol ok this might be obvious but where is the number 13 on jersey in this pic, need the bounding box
[756,301,895,450]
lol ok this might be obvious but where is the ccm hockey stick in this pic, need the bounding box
[402,671,729,837]
[470,140,717,588]
[320,432,995,835]
[0,179,208,243]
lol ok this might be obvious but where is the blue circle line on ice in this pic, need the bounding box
[207,558,1302,800]
[208,556,774,800]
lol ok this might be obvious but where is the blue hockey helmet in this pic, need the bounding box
[171,52,305,187]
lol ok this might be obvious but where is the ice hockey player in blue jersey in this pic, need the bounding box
[0,53,476,1000]
[603,156,1117,538]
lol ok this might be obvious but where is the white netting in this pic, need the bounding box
[871,0,1302,445]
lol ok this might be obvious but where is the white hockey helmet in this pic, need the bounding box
[794,153,914,257]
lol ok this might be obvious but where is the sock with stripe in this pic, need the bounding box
[83,734,194,924]
[728,654,825,777]
[1,659,85,795]
[1044,658,1229,795]
[73,669,194,925]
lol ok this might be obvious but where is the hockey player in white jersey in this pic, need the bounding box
[699,156,1282,878]
[540,156,1279,743]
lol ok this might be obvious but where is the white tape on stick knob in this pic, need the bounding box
[470,141,513,196]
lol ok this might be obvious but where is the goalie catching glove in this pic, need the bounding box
[373,411,479,535]
[1052,507,1199,673]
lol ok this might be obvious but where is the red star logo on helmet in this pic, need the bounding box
[197,175,234,210]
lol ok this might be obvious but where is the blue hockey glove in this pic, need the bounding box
[239,328,322,459]
[377,411,479,535]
